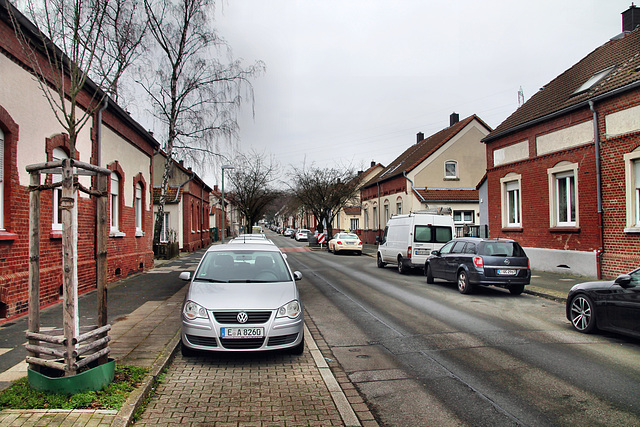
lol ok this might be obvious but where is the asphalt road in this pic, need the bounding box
[276,235,640,426]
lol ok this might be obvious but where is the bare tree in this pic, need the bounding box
[226,151,279,233]
[289,166,361,238]
[140,0,264,246]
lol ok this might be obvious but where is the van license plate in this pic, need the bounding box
[221,327,264,338]
[414,249,430,255]
[497,269,516,276]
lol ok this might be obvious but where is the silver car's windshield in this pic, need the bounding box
[194,250,292,283]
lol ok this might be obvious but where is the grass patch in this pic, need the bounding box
[0,364,148,410]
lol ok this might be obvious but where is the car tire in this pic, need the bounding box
[457,270,473,294]
[397,256,407,274]
[509,284,525,295]
[181,340,197,357]
[333,248,339,255]
[569,294,597,333]
[290,336,305,355]
[377,253,386,268]
[425,264,434,284]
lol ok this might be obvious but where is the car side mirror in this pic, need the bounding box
[293,271,302,281]
[179,271,191,281]
[431,250,440,257]
[614,274,633,288]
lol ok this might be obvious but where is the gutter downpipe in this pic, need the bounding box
[403,171,415,211]
[589,100,604,279]
[377,181,381,242]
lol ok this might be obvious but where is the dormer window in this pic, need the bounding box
[573,66,614,95]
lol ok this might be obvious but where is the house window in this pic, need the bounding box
[454,210,474,224]
[364,208,369,229]
[373,206,378,229]
[0,128,4,230]
[501,174,522,228]
[548,163,578,228]
[52,147,68,231]
[384,203,389,223]
[350,218,359,230]
[623,151,640,232]
[444,161,458,179]
[135,182,143,236]
[159,212,170,242]
[396,202,402,215]
[110,173,120,233]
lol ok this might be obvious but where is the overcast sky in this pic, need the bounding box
[194,0,633,184]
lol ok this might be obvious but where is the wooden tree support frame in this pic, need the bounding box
[26,159,111,377]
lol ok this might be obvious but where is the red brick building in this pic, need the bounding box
[482,6,640,278]
[0,2,159,320]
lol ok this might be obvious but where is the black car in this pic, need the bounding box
[566,268,640,338]
[425,237,531,295]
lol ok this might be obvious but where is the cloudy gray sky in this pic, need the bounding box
[202,0,633,183]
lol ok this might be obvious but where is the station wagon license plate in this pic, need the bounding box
[497,269,517,276]
[221,327,264,338]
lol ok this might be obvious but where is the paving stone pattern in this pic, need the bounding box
[135,349,345,426]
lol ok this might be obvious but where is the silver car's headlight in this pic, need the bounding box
[183,301,209,320]
[276,300,301,319]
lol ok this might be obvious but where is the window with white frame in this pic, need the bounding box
[548,163,578,228]
[373,206,378,229]
[364,207,369,229]
[52,147,68,231]
[0,128,4,230]
[350,218,359,230]
[158,212,170,242]
[453,210,474,224]
[384,203,389,223]
[445,160,458,179]
[396,202,402,215]
[110,173,120,232]
[135,182,143,236]
[501,174,522,228]
[623,151,640,231]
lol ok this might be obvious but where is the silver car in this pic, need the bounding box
[179,243,304,356]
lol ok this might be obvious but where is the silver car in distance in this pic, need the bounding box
[179,243,304,356]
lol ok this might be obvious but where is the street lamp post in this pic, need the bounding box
[221,165,235,242]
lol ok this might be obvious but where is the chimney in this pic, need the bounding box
[214,185,218,192]
[371,160,376,167]
[623,3,640,32]
[416,132,424,143]
[179,160,184,167]
[450,112,459,126]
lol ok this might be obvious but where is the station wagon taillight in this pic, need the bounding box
[473,256,483,268]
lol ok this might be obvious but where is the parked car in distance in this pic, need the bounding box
[328,232,362,255]
[179,243,304,356]
[283,228,295,237]
[295,229,310,241]
[566,268,640,338]
[377,210,455,274]
[425,237,531,295]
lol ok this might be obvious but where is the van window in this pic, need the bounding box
[414,225,453,243]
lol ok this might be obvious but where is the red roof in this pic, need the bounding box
[153,186,182,204]
[414,188,479,202]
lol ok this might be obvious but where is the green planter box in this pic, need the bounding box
[28,359,115,394]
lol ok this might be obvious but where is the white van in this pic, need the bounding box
[377,210,455,274]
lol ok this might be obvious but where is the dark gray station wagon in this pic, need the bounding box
[425,238,531,295]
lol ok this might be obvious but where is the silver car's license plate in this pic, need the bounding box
[497,269,516,276]
[221,327,264,338]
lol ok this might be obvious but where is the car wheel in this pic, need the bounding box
[509,284,525,295]
[569,294,597,333]
[181,340,197,357]
[377,253,386,268]
[425,264,434,284]
[397,256,406,274]
[457,270,473,294]
[333,248,339,255]
[290,336,305,355]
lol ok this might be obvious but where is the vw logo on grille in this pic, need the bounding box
[504,259,511,265]
[237,312,249,324]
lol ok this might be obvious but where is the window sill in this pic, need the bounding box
[135,230,144,237]
[109,231,126,238]
[550,226,580,233]
[0,230,18,241]
[49,230,62,239]
[624,227,640,234]
[501,227,523,233]
[443,177,460,181]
